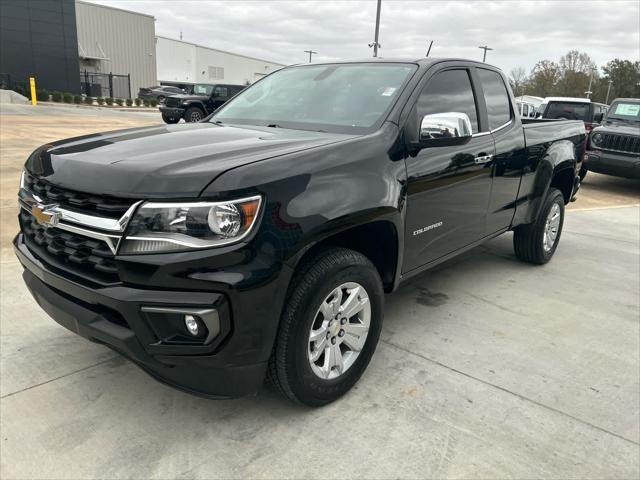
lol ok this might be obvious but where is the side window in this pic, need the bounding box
[214,86,228,98]
[477,69,512,130]
[417,69,479,133]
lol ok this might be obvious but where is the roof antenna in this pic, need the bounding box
[180,31,183,41]
[426,40,433,57]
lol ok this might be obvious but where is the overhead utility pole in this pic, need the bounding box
[478,45,493,62]
[605,79,613,104]
[370,0,382,57]
[304,50,317,63]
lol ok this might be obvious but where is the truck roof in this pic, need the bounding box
[289,57,498,69]
[542,97,592,103]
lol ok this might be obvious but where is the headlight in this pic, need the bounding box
[119,195,262,254]
[591,132,603,147]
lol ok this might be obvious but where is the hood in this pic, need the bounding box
[26,123,353,198]
[595,121,640,136]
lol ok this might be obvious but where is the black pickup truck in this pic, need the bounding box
[15,59,585,406]
[159,83,245,123]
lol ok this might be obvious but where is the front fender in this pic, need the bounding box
[202,124,407,274]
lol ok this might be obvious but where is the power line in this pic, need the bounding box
[478,45,493,62]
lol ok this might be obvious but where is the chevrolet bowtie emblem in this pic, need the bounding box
[31,205,60,227]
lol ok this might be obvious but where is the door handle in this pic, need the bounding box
[474,154,493,165]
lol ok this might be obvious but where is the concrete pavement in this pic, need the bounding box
[1,206,638,479]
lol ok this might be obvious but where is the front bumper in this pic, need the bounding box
[14,233,292,398]
[584,150,640,179]
[159,106,185,118]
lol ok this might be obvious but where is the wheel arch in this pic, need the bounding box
[286,218,401,293]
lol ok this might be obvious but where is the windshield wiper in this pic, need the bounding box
[266,124,281,128]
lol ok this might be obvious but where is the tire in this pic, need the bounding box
[161,114,179,124]
[268,247,384,406]
[184,106,204,122]
[579,166,588,181]
[513,188,565,265]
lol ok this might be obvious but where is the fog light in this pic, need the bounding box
[184,315,199,336]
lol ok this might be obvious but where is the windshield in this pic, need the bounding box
[211,63,417,133]
[544,101,591,121]
[606,101,640,123]
[193,84,214,96]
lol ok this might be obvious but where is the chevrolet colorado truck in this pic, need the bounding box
[15,59,585,406]
[582,98,640,180]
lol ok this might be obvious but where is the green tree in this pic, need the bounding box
[528,60,561,97]
[601,59,640,101]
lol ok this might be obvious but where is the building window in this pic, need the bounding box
[208,66,224,80]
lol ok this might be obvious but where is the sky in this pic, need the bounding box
[91,0,639,75]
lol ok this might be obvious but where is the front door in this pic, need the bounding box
[403,68,495,273]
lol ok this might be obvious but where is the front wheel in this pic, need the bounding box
[268,248,384,406]
[161,114,179,124]
[579,166,588,181]
[513,188,565,264]
[184,107,204,122]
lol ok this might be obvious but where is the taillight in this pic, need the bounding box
[585,122,593,132]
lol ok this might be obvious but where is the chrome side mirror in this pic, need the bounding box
[418,112,473,146]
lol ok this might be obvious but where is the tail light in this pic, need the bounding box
[584,122,594,132]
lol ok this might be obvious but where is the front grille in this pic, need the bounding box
[20,209,120,285]
[599,134,640,155]
[164,97,182,108]
[23,172,131,217]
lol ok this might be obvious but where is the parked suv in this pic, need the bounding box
[582,98,640,179]
[138,85,185,103]
[15,59,585,406]
[159,83,246,123]
[538,97,608,132]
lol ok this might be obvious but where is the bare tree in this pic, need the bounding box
[509,67,527,97]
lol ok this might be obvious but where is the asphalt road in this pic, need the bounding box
[1,105,639,479]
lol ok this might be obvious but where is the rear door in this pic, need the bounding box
[403,67,495,273]
[475,67,526,234]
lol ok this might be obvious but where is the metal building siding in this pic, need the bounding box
[75,1,156,96]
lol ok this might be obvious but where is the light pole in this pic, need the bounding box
[369,0,382,57]
[478,45,493,62]
[605,79,613,104]
[304,50,317,63]
[584,67,597,99]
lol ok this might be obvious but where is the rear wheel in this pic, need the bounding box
[185,107,204,122]
[513,188,565,265]
[161,114,179,124]
[268,248,384,406]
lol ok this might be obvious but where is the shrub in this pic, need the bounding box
[96,97,105,105]
[84,96,94,105]
[125,98,133,107]
[115,98,124,106]
[73,95,82,104]
[36,89,49,102]
[142,99,150,107]
[51,91,62,102]
[105,97,114,106]
[149,99,158,107]
[134,97,142,106]
[62,92,73,103]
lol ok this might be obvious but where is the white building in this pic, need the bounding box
[156,36,285,86]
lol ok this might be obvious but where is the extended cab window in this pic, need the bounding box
[417,69,479,133]
[477,69,511,130]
